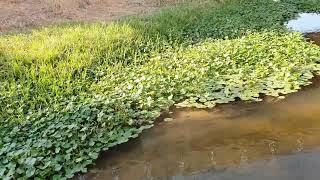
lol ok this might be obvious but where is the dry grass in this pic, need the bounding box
[0,0,191,33]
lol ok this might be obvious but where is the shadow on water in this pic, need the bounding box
[76,15,320,180]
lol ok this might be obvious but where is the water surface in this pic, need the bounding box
[306,32,320,45]
[286,13,320,33]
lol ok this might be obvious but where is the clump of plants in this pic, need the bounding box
[1,0,320,179]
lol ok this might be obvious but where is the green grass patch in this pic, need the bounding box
[1,0,320,179]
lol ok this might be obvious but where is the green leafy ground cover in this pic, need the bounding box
[1,0,320,179]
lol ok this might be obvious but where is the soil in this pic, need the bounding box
[0,0,180,33]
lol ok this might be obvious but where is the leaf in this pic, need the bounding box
[26,168,36,178]
[25,158,37,166]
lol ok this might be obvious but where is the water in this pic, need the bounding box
[286,13,320,33]
[76,20,320,180]
[306,32,320,46]
[170,151,320,180]
[82,71,320,180]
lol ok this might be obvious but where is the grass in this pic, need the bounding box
[1,0,320,179]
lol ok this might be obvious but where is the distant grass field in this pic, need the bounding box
[1,0,320,179]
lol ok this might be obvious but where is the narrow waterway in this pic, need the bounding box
[78,14,320,180]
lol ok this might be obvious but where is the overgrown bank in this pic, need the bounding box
[1,0,320,179]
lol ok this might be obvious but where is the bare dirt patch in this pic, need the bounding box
[0,0,182,33]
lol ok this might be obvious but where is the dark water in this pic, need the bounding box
[286,13,320,32]
[77,24,320,180]
[306,32,320,46]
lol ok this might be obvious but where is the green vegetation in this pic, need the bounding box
[1,0,320,179]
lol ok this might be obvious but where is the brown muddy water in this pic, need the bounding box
[76,20,320,180]
[306,32,320,46]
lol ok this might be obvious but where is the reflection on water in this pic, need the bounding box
[82,74,320,180]
[286,13,320,33]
